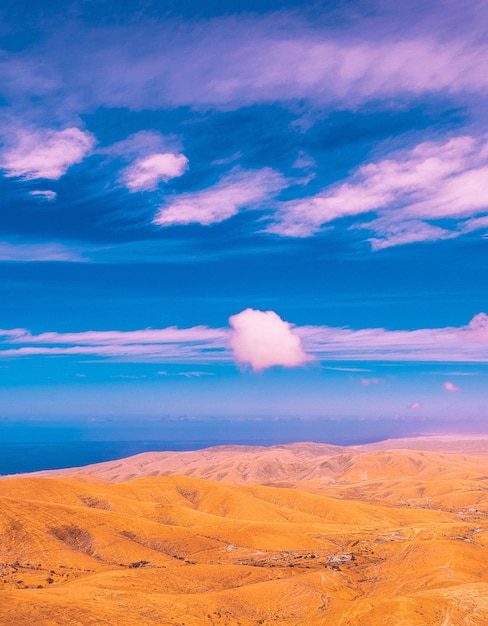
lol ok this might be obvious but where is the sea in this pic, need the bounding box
[1,416,485,476]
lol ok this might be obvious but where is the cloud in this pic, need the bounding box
[1,127,95,180]
[463,312,488,342]
[156,370,215,378]
[408,401,423,409]
[296,312,488,362]
[229,308,312,371]
[360,377,381,386]
[0,325,229,362]
[1,312,488,365]
[323,366,372,372]
[444,381,461,392]
[123,152,189,192]
[0,241,86,262]
[269,135,488,247]
[29,190,57,202]
[153,168,287,227]
[15,9,488,118]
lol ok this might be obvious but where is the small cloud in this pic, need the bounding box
[444,381,461,393]
[229,308,313,372]
[110,374,148,379]
[155,370,214,378]
[1,127,95,180]
[323,366,372,372]
[177,371,214,378]
[29,190,57,202]
[408,401,423,410]
[360,377,381,386]
[123,152,188,192]
[292,151,316,171]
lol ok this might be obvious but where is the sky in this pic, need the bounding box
[0,0,488,442]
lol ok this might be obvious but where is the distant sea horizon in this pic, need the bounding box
[1,416,487,476]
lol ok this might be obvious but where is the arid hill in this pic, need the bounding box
[27,436,488,488]
[2,436,488,625]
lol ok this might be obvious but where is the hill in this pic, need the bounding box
[2,437,488,624]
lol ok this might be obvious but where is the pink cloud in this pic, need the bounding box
[463,312,488,342]
[408,401,423,410]
[153,168,286,227]
[123,152,188,192]
[360,377,381,386]
[0,241,85,262]
[229,308,312,371]
[66,19,488,111]
[1,128,95,180]
[1,312,488,365]
[269,136,488,247]
[29,190,57,202]
[444,381,461,392]
[0,325,229,362]
[296,312,488,362]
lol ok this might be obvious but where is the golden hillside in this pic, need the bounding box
[2,438,488,625]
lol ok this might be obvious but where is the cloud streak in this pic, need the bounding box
[153,168,286,227]
[0,312,487,364]
[7,10,488,118]
[0,241,86,262]
[269,135,488,247]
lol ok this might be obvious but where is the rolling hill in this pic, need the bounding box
[2,437,488,624]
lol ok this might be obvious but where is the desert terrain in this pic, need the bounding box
[2,437,488,625]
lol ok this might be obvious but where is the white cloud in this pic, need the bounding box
[29,190,57,202]
[229,308,312,371]
[360,377,381,386]
[408,401,423,409]
[297,312,488,362]
[153,168,287,227]
[444,381,461,392]
[0,241,85,262]
[269,135,488,247]
[123,152,189,192]
[0,312,487,365]
[0,325,228,362]
[463,312,488,342]
[59,16,488,111]
[1,127,95,180]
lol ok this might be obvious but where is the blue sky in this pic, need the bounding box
[0,0,488,439]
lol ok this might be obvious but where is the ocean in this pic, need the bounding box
[1,415,484,476]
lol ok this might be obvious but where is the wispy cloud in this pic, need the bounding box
[153,168,287,227]
[0,241,86,262]
[1,128,95,180]
[29,190,57,202]
[269,135,488,247]
[0,312,487,364]
[0,326,228,361]
[12,10,488,116]
[298,313,488,362]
